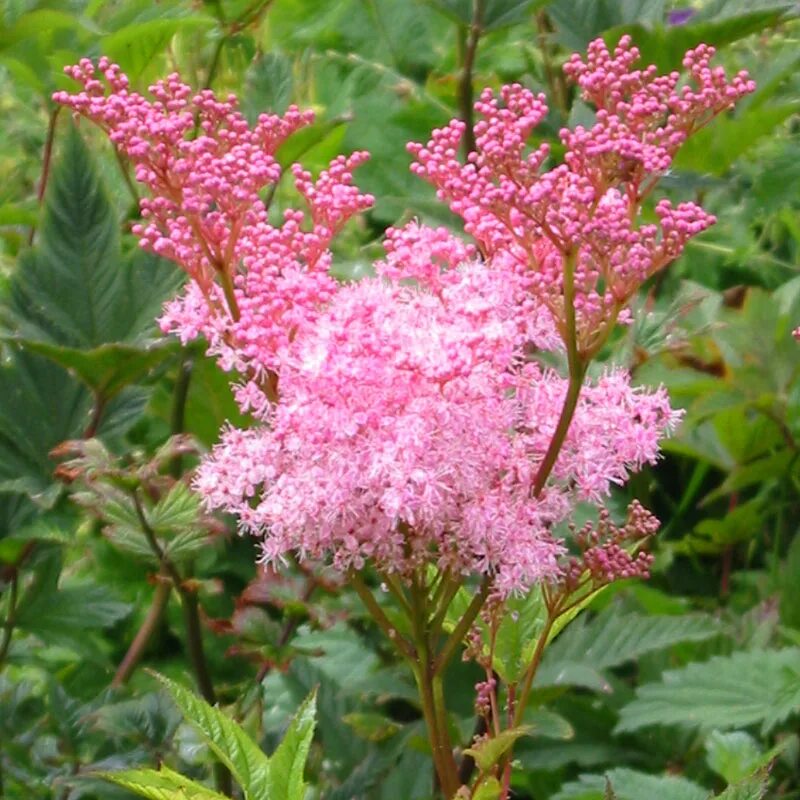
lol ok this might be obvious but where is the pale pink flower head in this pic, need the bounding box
[196,261,680,594]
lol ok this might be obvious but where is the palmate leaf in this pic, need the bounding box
[615,648,800,735]
[99,764,229,800]
[536,607,719,687]
[154,674,271,800]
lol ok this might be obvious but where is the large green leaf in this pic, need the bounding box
[549,0,665,50]
[9,339,178,401]
[0,346,142,503]
[5,126,181,349]
[616,649,800,734]
[600,3,795,73]
[155,673,271,800]
[537,608,719,687]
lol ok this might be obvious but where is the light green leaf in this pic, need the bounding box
[100,764,229,800]
[269,690,317,800]
[473,777,502,800]
[705,731,764,784]
[155,673,271,800]
[463,725,532,772]
[714,773,769,800]
[616,649,800,734]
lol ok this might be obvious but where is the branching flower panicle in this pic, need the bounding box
[408,36,755,356]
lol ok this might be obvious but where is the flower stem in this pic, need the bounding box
[409,576,461,798]
[131,489,232,796]
[457,0,484,157]
[349,571,415,661]
[433,576,491,674]
[111,574,171,687]
[532,251,586,497]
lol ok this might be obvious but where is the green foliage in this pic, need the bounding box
[1,3,799,800]
[101,675,317,800]
[616,649,800,734]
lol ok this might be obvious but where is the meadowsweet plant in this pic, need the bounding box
[56,36,753,799]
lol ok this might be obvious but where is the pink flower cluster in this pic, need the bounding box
[54,37,749,592]
[54,58,373,380]
[195,254,679,592]
[409,36,755,355]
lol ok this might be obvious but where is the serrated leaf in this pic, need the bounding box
[553,768,707,800]
[269,690,317,800]
[155,673,271,800]
[4,126,181,349]
[150,483,201,531]
[100,764,229,800]
[7,338,178,400]
[616,649,800,735]
[537,608,719,687]
[244,52,294,122]
[464,725,532,772]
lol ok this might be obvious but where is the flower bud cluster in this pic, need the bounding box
[562,501,659,590]
[409,37,754,354]
[55,58,373,375]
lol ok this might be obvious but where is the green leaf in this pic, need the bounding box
[553,768,707,800]
[155,673,271,800]
[15,580,131,635]
[4,126,181,349]
[149,483,202,532]
[674,103,800,175]
[600,3,795,73]
[537,608,719,687]
[523,708,575,741]
[549,0,665,50]
[463,725,532,772]
[473,777,502,800]
[705,731,765,784]
[244,52,294,122]
[269,690,317,800]
[714,773,769,800]
[342,711,401,742]
[100,764,229,800]
[6,339,178,401]
[616,649,800,735]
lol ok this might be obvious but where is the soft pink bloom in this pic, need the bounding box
[195,264,680,593]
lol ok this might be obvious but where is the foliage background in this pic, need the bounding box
[0,1,799,798]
